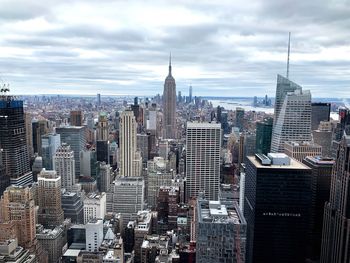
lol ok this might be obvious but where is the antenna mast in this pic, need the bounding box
[286,32,291,79]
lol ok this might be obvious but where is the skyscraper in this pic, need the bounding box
[0,186,37,251]
[0,96,33,186]
[189,85,193,103]
[245,153,312,263]
[302,156,334,262]
[196,199,246,263]
[37,169,64,228]
[56,126,86,177]
[311,102,331,131]
[271,88,312,153]
[186,122,221,201]
[119,109,138,177]
[70,110,83,126]
[320,135,350,263]
[235,107,245,131]
[41,133,61,170]
[163,55,176,139]
[53,143,75,191]
[273,74,301,126]
[255,117,273,155]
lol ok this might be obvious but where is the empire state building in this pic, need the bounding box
[163,55,176,139]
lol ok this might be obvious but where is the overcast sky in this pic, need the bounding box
[0,0,350,97]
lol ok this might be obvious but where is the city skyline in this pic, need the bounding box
[0,0,350,97]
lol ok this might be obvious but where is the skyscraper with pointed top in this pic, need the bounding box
[163,54,176,139]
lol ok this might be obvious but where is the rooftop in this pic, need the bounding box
[249,155,310,170]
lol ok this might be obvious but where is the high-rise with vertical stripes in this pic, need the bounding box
[186,122,221,201]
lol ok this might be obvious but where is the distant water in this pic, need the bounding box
[209,98,339,120]
[209,99,274,114]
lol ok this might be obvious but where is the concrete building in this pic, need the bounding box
[163,55,176,139]
[141,235,170,263]
[302,156,334,262]
[70,110,83,126]
[86,219,104,252]
[311,102,330,130]
[119,109,138,177]
[0,186,37,252]
[62,191,84,224]
[84,192,107,224]
[320,135,350,263]
[97,162,112,193]
[37,169,64,228]
[186,122,221,201]
[53,143,75,191]
[80,148,97,178]
[196,200,246,263]
[284,141,322,162]
[37,226,65,263]
[0,239,36,262]
[313,121,333,157]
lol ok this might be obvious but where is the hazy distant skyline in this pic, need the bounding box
[1,0,350,97]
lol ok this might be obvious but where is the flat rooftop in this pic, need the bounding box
[248,155,311,170]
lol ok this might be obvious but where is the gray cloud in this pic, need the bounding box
[0,0,349,97]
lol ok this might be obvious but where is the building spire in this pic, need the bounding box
[286,32,291,79]
[169,52,172,75]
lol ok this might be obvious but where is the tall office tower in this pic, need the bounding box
[86,219,104,252]
[320,135,350,263]
[137,133,149,162]
[96,113,109,141]
[97,162,111,192]
[302,156,334,262]
[96,140,109,163]
[41,133,61,170]
[186,122,221,201]
[70,110,83,126]
[0,145,9,196]
[331,107,350,157]
[32,119,49,155]
[273,74,301,126]
[163,55,176,139]
[245,153,312,263]
[216,106,222,123]
[61,191,84,224]
[80,148,97,177]
[0,186,36,251]
[0,96,33,186]
[313,121,333,157]
[56,126,86,177]
[256,117,273,155]
[284,141,322,162]
[24,112,34,158]
[178,90,182,104]
[196,200,246,263]
[107,177,144,227]
[119,109,137,177]
[83,192,106,224]
[37,169,64,228]
[271,89,312,153]
[37,225,65,263]
[235,107,245,131]
[311,102,331,130]
[189,85,193,103]
[53,143,75,191]
[97,93,101,107]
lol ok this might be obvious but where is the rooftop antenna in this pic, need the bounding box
[286,32,291,79]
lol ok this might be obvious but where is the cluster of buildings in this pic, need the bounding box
[0,52,349,263]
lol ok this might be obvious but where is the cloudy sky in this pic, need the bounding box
[0,0,350,97]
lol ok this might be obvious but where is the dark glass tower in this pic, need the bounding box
[0,96,33,186]
[302,156,334,262]
[311,102,330,130]
[320,134,350,263]
[255,117,273,155]
[245,153,312,263]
